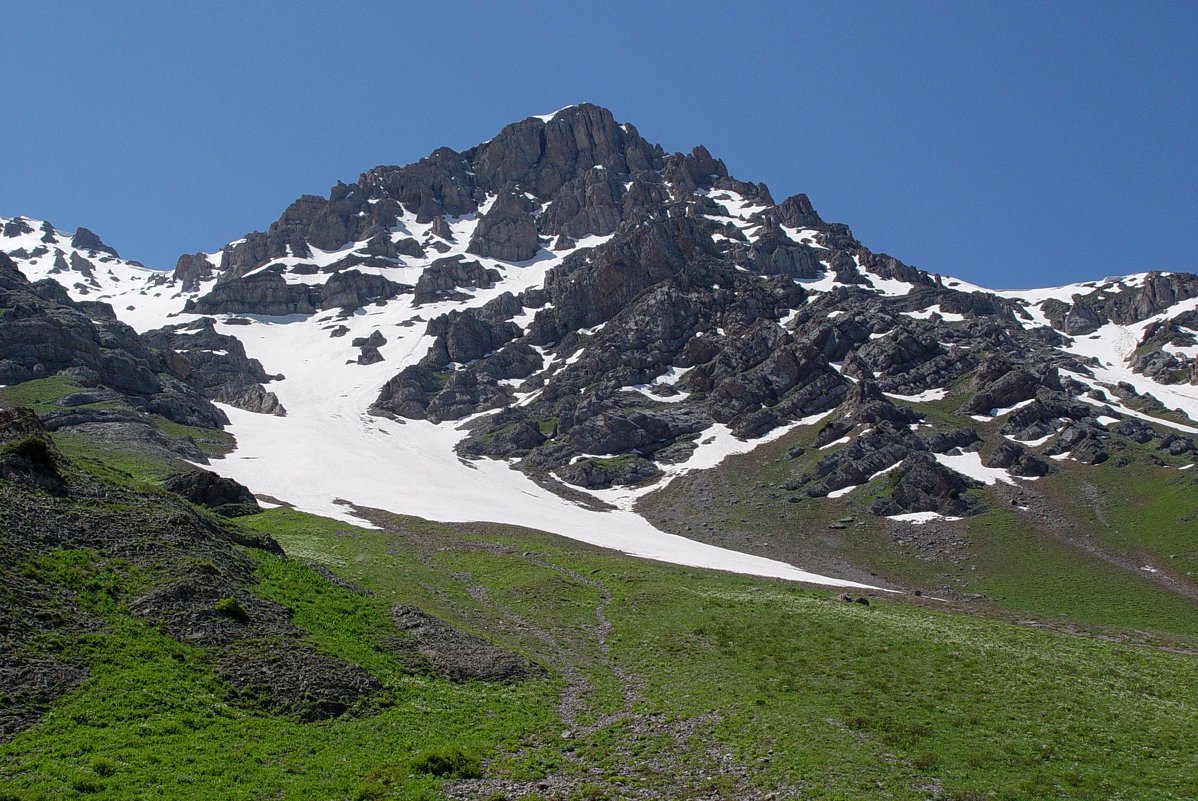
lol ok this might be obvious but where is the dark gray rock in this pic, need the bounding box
[413,257,500,304]
[387,605,543,683]
[173,253,214,292]
[163,470,261,517]
[466,189,540,262]
[70,227,118,257]
[869,451,981,517]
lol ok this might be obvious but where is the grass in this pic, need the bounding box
[232,508,1198,798]
[0,376,84,412]
[150,417,235,456]
[51,432,182,484]
[4,502,1197,799]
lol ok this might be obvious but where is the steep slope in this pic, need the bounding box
[7,103,1196,593]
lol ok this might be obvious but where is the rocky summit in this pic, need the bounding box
[2,103,1196,558]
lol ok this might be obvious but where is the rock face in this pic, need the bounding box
[174,253,215,292]
[413,258,499,305]
[70,227,118,257]
[466,190,540,261]
[0,253,226,431]
[143,317,286,415]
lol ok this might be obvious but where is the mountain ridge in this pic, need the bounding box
[2,103,1195,592]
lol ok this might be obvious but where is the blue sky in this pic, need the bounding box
[2,1,1194,288]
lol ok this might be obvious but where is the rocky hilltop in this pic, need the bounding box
[3,102,1196,552]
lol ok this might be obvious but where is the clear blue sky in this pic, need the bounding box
[2,1,1194,289]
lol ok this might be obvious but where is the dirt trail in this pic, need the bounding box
[445,551,777,801]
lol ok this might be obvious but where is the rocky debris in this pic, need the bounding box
[386,605,543,683]
[466,189,541,261]
[0,409,69,494]
[130,576,296,646]
[413,257,500,304]
[0,655,89,740]
[869,451,982,517]
[216,641,381,722]
[143,317,286,416]
[163,469,262,517]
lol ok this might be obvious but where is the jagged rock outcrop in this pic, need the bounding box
[70,227,118,257]
[413,257,500,304]
[163,469,262,517]
[0,253,226,430]
[869,452,981,517]
[466,190,541,261]
[174,252,215,292]
[142,318,286,415]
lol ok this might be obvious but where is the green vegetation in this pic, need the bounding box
[51,432,182,484]
[150,417,235,456]
[2,404,1196,799]
[0,375,84,412]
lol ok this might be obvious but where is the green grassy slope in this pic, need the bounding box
[1,420,1196,800]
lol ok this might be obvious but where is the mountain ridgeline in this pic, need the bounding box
[2,102,1197,526]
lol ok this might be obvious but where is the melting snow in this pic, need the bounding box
[934,451,1015,485]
